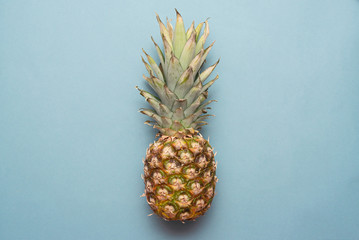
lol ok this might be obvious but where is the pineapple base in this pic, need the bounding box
[143,131,217,221]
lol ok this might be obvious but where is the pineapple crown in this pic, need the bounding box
[137,9,219,136]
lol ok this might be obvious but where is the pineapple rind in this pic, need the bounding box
[144,133,217,221]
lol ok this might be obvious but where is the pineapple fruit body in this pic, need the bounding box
[144,132,217,221]
[138,10,219,221]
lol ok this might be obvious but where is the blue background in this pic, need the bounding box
[1,0,359,239]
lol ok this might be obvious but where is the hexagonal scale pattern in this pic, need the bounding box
[144,134,217,221]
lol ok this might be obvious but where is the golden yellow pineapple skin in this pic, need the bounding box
[144,133,217,221]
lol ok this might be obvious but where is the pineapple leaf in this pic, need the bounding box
[189,102,210,120]
[174,67,194,98]
[161,34,173,77]
[195,22,204,42]
[186,21,195,40]
[184,93,207,117]
[181,108,204,127]
[163,85,178,109]
[188,49,204,76]
[184,80,202,107]
[146,98,161,115]
[179,31,196,70]
[194,59,219,85]
[195,99,217,116]
[141,56,155,78]
[161,116,172,128]
[195,20,209,55]
[167,55,183,91]
[172,107,185,120]
[159,103,173,118]
[156,13,173,48]
[199,41,215,69]
[196,114,214,122]
[142,75,170,105]
[142,49,164,82]
[139,12,219,132]
[190,121,208,129]
[142,90,172,118]
[140,109,162,125]
[151,37,165,74]
[136,86,160,101]
[172,99,187,111]
[173,9,187,58]
[200,75,218,94]
[166,17,174,41]
[171,120,183,131]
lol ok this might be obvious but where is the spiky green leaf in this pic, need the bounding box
[143,49,164,82]
[184,81,202,106]
[156,13,173,48]
[140,109,162,125]
[186,21,195,40]
[173,9,187,58]
[195,22,204,42]
[171,120,183,130]
[194,59,219,85]
[166,55,183,91]
[141,56,155,78]
[188,49,204,76]
[195,20,209,55]
[174,67,194,98]
[161,116,172,128]
[179,31,196,69]
[151,37,165,72]
[200,75,218,94]
[184,93,207,117]
[172,107,185,120]
[166,17,174,41]
[172,99,187,111]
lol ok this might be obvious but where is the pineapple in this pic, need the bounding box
[137,9,219,221]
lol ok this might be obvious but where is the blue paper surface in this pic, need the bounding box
[1,0,359,239]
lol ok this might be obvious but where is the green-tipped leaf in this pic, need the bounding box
[171,120,184,131]
[173,9,187,58]
[194,59,219,85]
[167,55,183,91]
[184,81,202,106]
[161,116,172,128]
[172,107,185,120]
[136,87,159,101]
[188,49,204,76]
[156,13,173,48]
[195,20,209,54]
[174,67,194,98]
[172,99,187,111]
[199,41,215,68]
[195,22,204,42]
[181,107,205,127]
[179,31,196,69]
[166,17,174,41]
[186,21,195,40]
[184,93,207,117]
[151,37,165,72]
[140,109,162,125]
[200,75,218,93]
[163,85,177,108]
[141,56,155,78]
[142,49,164,82]
[159,104,173,118]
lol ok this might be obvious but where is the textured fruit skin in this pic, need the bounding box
[144,133,217,221]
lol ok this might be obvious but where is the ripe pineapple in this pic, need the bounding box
[137,10,219,221]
